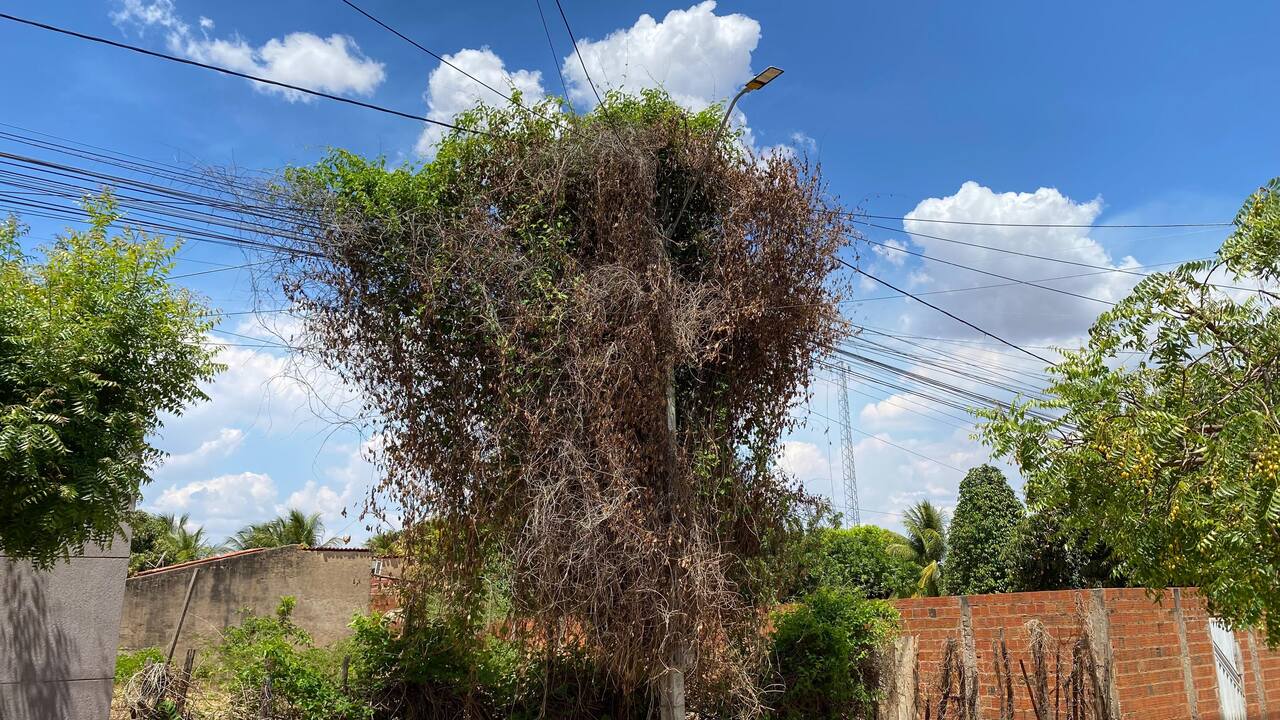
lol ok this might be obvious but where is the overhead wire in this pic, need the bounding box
[0,12,489,134]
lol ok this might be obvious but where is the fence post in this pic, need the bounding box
[174,648,196,714]
[341,654,350,693]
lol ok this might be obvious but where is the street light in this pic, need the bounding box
[664,66,784,239]
[656,65,784,720]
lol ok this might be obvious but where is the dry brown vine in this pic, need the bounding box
[265,92,853,715]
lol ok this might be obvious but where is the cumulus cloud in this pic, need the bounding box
[112,0,385,102]
[871,238,908,267]
[415,48,544,156]
[778,440,834,483]
[894,181,1142,344]
[282,435,382,533]
[153,471,277,520]
[560,1,759,112]
[156,427,244,475]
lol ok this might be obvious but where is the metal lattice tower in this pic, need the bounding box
[837,370,861,525]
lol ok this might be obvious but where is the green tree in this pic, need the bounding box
[0,202,220,567]
[980,179,1280,640]
[887,500,948,596]
[128,511,219,571]
[946,465,1024,595]
[365,529,402,557]
[800,525,918,599]
[1002,510,1128,592]
[768,587,898,720]
[230,509,331,549]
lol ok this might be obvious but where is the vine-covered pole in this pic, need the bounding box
[658,65,785,720]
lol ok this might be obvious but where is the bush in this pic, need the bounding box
[114,647,165,684]
[767,587,898,720]
[799,526,918,599]
[346,612,651,720]
[947,465,1024,595]
[207,596,369,720]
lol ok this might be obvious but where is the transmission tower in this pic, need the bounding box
[837,370,861,525]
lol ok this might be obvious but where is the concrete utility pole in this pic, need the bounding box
[658,65,784,720]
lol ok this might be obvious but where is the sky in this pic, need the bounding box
[1,0,1277,544]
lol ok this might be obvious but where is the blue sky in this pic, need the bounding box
[2,1,1277,543]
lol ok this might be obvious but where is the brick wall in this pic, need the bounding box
[892,588,1280,719]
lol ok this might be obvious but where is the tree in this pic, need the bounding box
[1002,510,1128,592]
[0,201,220,568]
[230,509,330,549]
[365,529,402,557]
[980,179,1280,640]
[800,525,919,600]
[887,500,948,596]
[127,510,219,572]
[946,465,1024,595]
[269,90,850,711]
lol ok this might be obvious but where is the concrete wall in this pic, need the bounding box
[890,587,1280,719]
[119,546,373,659]
[0,538,129,720]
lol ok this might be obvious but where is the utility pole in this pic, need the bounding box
[838,370,861,525]
[658,66,783,720]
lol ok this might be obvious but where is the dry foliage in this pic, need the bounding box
[265,93,853,714]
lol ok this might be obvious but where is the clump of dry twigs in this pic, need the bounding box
[265,91,853,715]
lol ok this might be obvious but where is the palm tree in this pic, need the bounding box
[229,509,331,549]
[888,500,948,596]
[365,529,403,557]
[154,513,219,566]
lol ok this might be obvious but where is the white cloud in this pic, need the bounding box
[282,435,382,532]
[561,2,759,113]
[157,427,244,475]
[112,1,385,102]
[415,48,545,156]
[778,440,833,482]
[153,471,277,519]
[892,181,1142,344]
[858,395,911,426]
[871,238,908,267]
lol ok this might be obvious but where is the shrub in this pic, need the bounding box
[946,465,1024,595]
[767,587,898,720]
[800,526,918,599]
[114,647,165,684]
[346,612,651,720]
[207,596,369,720]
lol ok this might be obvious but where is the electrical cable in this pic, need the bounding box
[0,12,489,134]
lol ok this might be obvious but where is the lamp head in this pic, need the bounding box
[745,66,783,91]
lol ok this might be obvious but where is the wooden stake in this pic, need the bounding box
[166,567,199,663]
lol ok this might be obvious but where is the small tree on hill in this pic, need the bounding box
[0,202,220,567]
[946,465,1024,595]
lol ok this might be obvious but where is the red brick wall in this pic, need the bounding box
[368,574,402,614]
[893,588,1280,719]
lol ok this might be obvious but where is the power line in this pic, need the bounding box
[805,407,961,472]
[339,0,561,125]
[553,0,605,108]
[534,0,573,108]
[862,236,1116,307]
[856,219,1261,295]
[0,12,487,134]
[840,259,1055,365]
[852,212,1230,229]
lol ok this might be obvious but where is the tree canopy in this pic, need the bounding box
[267,90,852,710]
[799,525,919,600]
[945,465,1024,595]
[981,179,1280,641]
[0,201,220,567]
[230,509,331,549]
[887,500,948,596]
